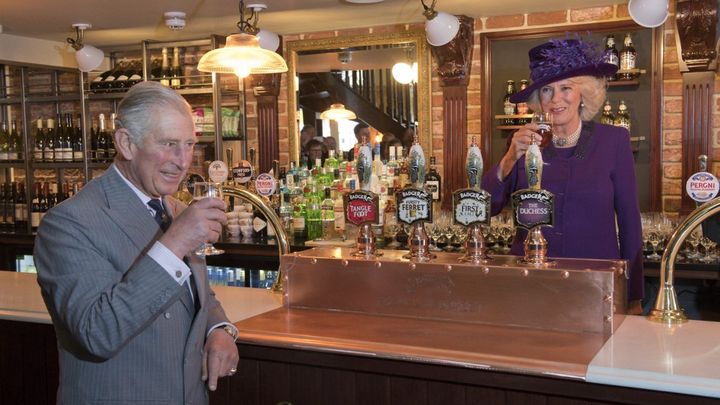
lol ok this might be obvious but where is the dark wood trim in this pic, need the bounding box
[442,86,468,210]
[255,94,279,174]
[480,21,662,211]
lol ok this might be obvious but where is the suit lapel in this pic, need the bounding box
[99,167,161,252]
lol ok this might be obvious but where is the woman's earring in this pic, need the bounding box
[580,101,585,109]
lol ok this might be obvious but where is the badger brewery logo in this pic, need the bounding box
[396,188,432,225]
[344,190,379,226]
[511,189,554,230]
[452,188,491,226]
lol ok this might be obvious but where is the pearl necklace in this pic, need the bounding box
[552,122,582,147]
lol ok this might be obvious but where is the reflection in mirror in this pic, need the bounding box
[287,32,431,166]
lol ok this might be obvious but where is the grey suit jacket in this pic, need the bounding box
[35,166,232,405]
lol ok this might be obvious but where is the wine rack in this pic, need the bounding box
[0,35,249,235]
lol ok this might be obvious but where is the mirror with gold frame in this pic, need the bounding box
[286,31,431,164]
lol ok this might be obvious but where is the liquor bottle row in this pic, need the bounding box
[502,79,531,125]
[604,33,638,80]
[0,120,24,162]
[90,47,190,93]
[600,100,632,133]
[0,180,80,233]
[32,113,116,163]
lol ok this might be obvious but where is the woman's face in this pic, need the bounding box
[539,79,581,133]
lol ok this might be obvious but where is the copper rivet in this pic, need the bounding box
[522,269,529,277]
[342,260,349,267]
[445,265,452,272]
[375,261,382,268]
[310,258,317,264]
[561,271,569,279]
[409,263,416,271]
[482,267,490,274]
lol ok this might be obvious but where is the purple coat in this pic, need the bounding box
[482,121,644,301]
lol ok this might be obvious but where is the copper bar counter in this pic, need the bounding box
[1,267,719,404]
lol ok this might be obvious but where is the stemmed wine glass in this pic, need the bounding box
[193,181,225,256]
[531,112,553,148]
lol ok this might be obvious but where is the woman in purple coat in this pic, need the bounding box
[482,37,644,313]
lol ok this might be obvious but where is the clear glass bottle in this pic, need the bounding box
[600,100,615,125]
[614,100,631,134]
[320,187,336,240]
[619,33,637,80]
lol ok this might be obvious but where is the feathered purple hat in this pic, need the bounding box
[509,38,618,103]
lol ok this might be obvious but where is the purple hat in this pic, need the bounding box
[509,38,618,103]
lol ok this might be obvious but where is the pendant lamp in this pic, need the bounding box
[320,104,357,121]
[197,1,287,78]
[421,0,459,46]
[66,23,104,73]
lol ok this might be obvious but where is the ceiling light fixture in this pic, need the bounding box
[421,0,459,46]
[320,103,357,121]
[392,62,418,84]
[628,0,670,28]
[197,0,287,79]
[164,11,187,31]
[66,23,104,72]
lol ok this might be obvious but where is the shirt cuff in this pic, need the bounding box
[207,322,238,339]
[148,241,190,285]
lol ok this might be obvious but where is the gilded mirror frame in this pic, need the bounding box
[286,31,431,164]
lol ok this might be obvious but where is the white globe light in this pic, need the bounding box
[75,44,104,72]
[256,29,280,52]
[628,0,669,28]
[425,11,459,46]
[392,62,413,84]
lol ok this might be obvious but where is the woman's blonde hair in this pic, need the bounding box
[526,75,607,121]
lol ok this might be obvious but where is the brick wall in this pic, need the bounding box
[267,3,688,213]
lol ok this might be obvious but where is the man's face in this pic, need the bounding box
[355,127,370,143]
[307,144,323,162]
[125,108,196,198]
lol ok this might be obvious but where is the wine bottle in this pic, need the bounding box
[517,79,531,124]
[14,182,27,233]
[72,114,84,162]
[0,122,8,162]
[96,114,108,162]
[605,34,620,80]
[425,155,441,204]
[40,182,50,223]
[90,69,112,92]
[7,120,19,162]
[112,61,130,90]
[53,114,64,161]
[619,33,637,80]
[101,63,122,93]
[614,100,631,134]
[503,80,517,125]
[5,183,15,231]
[600,100,615,125]
[127,60,143,87]
[107,113,117,160]
[90,118,98,162]
[44,118,56,162]
[171,47,182,89]
[31,182,42,230]
[0,183,6,232]
[160,48,171,87]
[62,114,73,162]
[33,118,44,162]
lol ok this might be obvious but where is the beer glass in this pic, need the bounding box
[531,112,553,148]
[193,182,225,256]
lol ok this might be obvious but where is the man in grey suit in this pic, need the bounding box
[35,81,239,405]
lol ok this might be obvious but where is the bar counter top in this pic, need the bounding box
[1,271,718,399]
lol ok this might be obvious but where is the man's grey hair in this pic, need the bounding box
[115,81,192,145]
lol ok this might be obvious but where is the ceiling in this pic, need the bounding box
[0,0,624,48]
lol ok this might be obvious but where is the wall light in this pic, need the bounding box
[628,0,670,28]
[197,0,287,78]
[320,103,357,120]
[66,23,104,72]
[392,62,418,84]
[421,0,459,46]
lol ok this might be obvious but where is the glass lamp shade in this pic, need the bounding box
[392,62,418,84]
[75,44,104,72]
[320,103,357,121]
[628,0,669,28]
[425,11,459,46]
[256,29,280,52]
[197,33,288,74]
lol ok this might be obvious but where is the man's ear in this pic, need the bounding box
[114,128,136,160]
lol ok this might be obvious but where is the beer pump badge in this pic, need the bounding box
[686,171,719,203]
[208,160,229,184]
[511,189,554,229]
[254,173,276,197]
[396,188,432,225]
[344,190,379,226]
[232,160,254,184]
[453,188,490,226]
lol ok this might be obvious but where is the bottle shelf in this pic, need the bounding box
[0,161,26,168]
[0,97,21,105]
[31,162,86,169]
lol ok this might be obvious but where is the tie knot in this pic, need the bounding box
[148,199,171,231]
